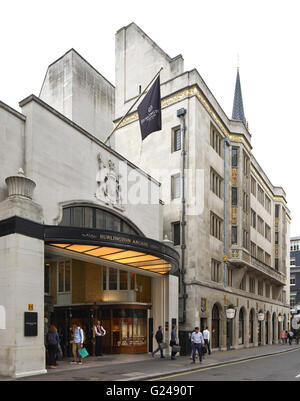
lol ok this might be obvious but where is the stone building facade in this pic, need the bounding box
[113,23,291,352]
[0,49,179,378]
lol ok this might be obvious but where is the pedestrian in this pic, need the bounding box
[191,327,204,364]
[280,330,286,344]
[94,320,106,356]
[46,325,59,369]
[203,326,211,355]
[170,325,179,360]
[288,330,294,345]
[70,322,84,365]
[152,325,165,358]
[285,330,289,344]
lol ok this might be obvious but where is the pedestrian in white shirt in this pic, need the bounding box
[71,322,84,365]
[203,327,211,355]
[191,327,204,364]
[94,320,106,356]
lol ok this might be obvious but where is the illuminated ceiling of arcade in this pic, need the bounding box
[48,243,172,275]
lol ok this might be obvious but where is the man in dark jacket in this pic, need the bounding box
[152,326,165,358]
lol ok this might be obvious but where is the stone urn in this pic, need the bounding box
[5,168,36,200]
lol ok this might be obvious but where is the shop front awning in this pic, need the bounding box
[45,226,179,276]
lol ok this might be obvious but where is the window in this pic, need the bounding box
[257,216,264,236]
[120,270,129,290]
[227,268,233,287]
[232,148,238,167]
[210,212,223,241]
[58,260,71,293]
[232,187,238,206]
[173,222,181,246]
[275,258,279,271]
[275,232,279,245]
[251,209,256,229]
[257,247,264,262]
[231,226,237,244]
[243,152,250,176]
[251,241,256,258]
[243,229,249,250]
[249,277,255,293]
[275,204,280,218]
[109,268,118,290]
[265,224,271,242]
[258,281,263,296]
[60,206,140,236]
[210,125,223,157]
[103,267,107,290]
[290,258,296,266]
[44,263,51,294]
[210,168,223,198]
[171,174,181,199]
[211,259,221,282]
[251,176,256,196]
[290,276,296,286]
[265,252,271,266]
[172,127,181,152]
[265,195,271,213]
[257,185,264,206]
[243,192,249,212]
[240,275,246,290]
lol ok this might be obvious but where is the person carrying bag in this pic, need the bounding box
[170,325,180,360]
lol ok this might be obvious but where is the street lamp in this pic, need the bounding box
[226,308,236,320]
[257,312,265,321]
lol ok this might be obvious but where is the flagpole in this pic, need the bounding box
[104,67,163,145]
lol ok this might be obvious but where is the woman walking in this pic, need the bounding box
[46,325,59,369]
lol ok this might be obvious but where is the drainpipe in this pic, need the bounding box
[223,137,231,287]
[177,108,187,324]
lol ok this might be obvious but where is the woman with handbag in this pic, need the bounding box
[170,325,179,360]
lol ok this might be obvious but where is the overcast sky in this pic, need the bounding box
[1,0,299,236]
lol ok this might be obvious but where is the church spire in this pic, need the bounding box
[232,67,246,125]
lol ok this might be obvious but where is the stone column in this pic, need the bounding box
[0,169,46,378]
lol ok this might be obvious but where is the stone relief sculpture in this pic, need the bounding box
[96,153,123,208]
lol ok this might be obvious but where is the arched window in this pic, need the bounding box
[59,205,143,236]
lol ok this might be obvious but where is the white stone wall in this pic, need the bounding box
[0,104,25,202]
[17,97,161,240]
[40,49,115,143]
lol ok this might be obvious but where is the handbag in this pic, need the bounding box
[172,345,181,353]
[159,342,167,349]
[77,347,89,359]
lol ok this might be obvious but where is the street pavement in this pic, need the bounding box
[2,342,300,381]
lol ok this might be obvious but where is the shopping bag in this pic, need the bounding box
[159,342,167,349]
[172,345,181,353]
[77,347,89,359]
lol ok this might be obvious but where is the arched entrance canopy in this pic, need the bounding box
[45,225,179,276]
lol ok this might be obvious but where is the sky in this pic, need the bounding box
[1,0,299,236]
